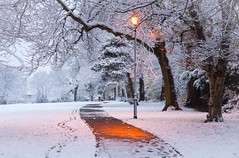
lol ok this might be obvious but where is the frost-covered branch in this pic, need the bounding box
[15,0,29,35]
[0,47,24,70]
[113,0,157,13]
[56,0,153,52]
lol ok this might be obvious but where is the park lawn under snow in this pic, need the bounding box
[102,102,239,158]
[0,102,96,158]
[0,101,239,158]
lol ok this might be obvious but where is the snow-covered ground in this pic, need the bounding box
[0,101,239,158]
[0,102,96,158]
[103,102,239,158]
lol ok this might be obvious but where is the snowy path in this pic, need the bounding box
[80,103,182,158]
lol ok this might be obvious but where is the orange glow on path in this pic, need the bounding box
[80,104,157,141]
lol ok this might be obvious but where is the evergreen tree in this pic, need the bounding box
[92,38,133,100]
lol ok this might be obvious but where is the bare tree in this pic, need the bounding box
[30,71,49,103]
[0,66,25,104]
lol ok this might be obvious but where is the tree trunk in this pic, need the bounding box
[126,72,134,104]
[159,82,165,101]
[154,41,180,111]
[139,76,145,102]
[113,87,116,100]
[122,88,126,101]
[115,84,119,101]
[205,58,227,122]
[224,67,239,97]
[204,0,232,122]
[73,85,79,102]
[103,90,106,101]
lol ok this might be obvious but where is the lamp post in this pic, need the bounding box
[131,15,140,119]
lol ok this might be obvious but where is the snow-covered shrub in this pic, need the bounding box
[0,96,7,104]
[223,62,239,107]
[36,91,48,103]
[223,95,239,113]
[180,69,207,90]
[179,68,209,111]
[180,71,191,81]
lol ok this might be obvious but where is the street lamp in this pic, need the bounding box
[130,15,140,119]
[131,15,140,27]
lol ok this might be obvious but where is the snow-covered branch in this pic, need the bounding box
[0,47,24,70]
[56,0,153,52]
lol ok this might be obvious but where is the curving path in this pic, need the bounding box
[80,104,182,158]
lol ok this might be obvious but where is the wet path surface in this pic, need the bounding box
[80,104,182,158]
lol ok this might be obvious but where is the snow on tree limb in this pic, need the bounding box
[56,0,153,52]
[0,47,24,70]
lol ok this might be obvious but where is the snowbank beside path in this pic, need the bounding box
[103,101,239,158]
[0,102,96,158]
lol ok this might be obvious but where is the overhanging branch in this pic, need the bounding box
[56,0,153,52]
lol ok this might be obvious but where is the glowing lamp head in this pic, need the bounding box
[131,15,140,27]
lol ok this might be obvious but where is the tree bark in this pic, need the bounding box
[73,85,79,102]
[204,0,232,122]
[154,41,180,111]
[126,72,134,104]
[159,82,165,101]
[139,76,145,102]
[122,88,126,101]
[205,58,227,122]
[103,90,106,101]
[113,87,116,100]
